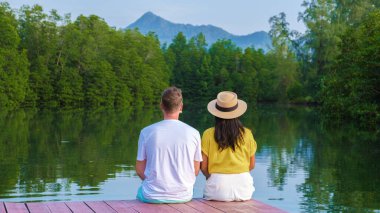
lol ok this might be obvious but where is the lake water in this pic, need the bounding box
[0,106,379,212]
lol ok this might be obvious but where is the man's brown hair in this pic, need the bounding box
[161,87,183,113]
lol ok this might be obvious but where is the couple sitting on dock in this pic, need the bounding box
[135,87,257,203]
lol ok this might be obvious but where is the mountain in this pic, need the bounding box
[127,12,272,50]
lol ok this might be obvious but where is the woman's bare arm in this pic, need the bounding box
[249,155,255,170]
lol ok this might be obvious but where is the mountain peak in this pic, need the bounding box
[129,11,170,30]
[127,12,272,50]
[140,11,158,19]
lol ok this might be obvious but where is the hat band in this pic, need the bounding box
[215,103,238,112]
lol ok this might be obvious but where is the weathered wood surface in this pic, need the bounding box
[65,201,94,213]
[0,202,6,213]
[4,202,29,213]
[1,199,286,213]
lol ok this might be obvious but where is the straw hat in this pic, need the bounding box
[207,91,247,119]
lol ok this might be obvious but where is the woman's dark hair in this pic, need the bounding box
[214,116,245,151]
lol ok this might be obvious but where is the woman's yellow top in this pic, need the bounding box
[201,127,257,174]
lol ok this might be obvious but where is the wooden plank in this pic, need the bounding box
[197,199,259,212]
[131,202,181,213]
[198,199,287,213]
[0,202,6,213]
[203,201,261,213]
[2,199,286,213]
[27,202,50,213]
[85,201,116,213]
[118,200,141,208]
[45,202,72,213]
[4,202,29,213]
[168,203,199,213]
[232,204,263,213]
[185,200,223,213]
[244,200,287,213]
[4,203,28,213]
[65,201,94,213]
[105,201,137,213]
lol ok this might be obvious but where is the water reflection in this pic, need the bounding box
[0,106,379,212]
[297,122,380,212]
[243,106,380,212]
[0,108,162,201]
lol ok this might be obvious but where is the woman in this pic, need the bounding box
[201,91,257,201]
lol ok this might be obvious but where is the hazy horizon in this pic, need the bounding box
[5,0,306,35]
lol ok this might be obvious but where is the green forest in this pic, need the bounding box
[0,1,379,125]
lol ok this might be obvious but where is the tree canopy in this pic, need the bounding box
[0,2,379,125]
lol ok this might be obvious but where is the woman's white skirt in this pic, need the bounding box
[203,172,255,201]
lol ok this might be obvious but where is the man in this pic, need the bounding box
[135,86,202,203]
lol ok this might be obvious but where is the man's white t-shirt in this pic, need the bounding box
[136,119,202,201]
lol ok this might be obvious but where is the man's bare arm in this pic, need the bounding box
[136,160,147,180]
[200,152,210,179]
[194,160,201,176]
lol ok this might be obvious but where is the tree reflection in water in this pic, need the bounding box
[0,107,161,200]
[241,105,380,212]
[0,105,379,212]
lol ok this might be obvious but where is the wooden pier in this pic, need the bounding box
[0,199,286,213]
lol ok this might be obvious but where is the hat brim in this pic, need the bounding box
[207,99,247,119]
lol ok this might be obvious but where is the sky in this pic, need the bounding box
[6,0,306,35]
